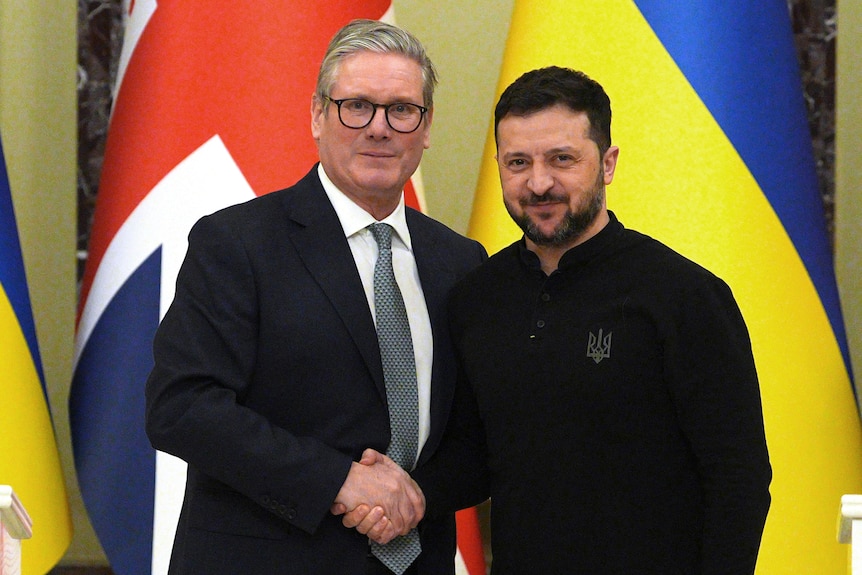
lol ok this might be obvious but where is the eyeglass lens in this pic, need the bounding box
[335,99,424,133]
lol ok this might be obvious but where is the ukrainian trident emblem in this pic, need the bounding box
[587,329,612,364]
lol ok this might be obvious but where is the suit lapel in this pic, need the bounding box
[278,168,386,398]
[276,175,461,460]
[407,210,460,465]
[408,211,456,337]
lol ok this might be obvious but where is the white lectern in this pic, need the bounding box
[839,494,862,573]
[0,486,32,575]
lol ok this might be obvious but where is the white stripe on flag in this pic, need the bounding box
[152,452,187,575]
[139,136,255,573]
[74,136,254,367]
[454,549,470,575]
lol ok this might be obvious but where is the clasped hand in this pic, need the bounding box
[331,448,424,544]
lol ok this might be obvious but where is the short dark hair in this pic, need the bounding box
[494,66,612,155]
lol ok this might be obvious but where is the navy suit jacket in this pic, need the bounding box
[145,165,486,575]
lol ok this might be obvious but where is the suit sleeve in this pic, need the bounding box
[145,215,353,535]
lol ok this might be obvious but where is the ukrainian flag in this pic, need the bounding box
[469,2,861,572]
[0,134,72,572]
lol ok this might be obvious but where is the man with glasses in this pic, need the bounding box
[145,19,486,575]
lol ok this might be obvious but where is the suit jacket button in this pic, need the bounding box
[287,508,297,520]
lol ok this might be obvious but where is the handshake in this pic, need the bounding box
[331,448,425,544]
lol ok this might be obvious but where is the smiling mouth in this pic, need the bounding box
[524,193,568,206]
[524,200,565,211]
[360,150,395,158]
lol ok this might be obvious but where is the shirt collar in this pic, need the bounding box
[317,164,413,250]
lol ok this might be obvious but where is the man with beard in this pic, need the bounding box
[344,66,772,573]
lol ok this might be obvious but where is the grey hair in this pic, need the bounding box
[315,19,438,109]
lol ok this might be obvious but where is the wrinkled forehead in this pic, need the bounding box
[328,52,427,107]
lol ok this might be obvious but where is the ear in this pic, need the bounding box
[311,96,324,140]
[422,107,433,149]
[602,146,620,185]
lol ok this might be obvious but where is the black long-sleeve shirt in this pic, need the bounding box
[416,212,771,574]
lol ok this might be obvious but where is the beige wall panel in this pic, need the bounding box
[837,0,862,392]
[394,0,514,234]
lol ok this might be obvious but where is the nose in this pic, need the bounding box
[527,163,554,196]
[365,105,392,138]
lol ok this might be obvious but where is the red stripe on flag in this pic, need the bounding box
[456,507,487,574]
[404,177,420,210]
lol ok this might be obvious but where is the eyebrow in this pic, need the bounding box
[545,146,579,156]
[500,146,580,161]
[332,93,423,105]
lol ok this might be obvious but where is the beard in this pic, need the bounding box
[505,168,606,247]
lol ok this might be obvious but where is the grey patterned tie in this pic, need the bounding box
[368,223,422,575]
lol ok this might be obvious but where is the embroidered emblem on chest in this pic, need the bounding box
[587,329,612,363]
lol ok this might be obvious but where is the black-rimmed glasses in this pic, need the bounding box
[324,96,427,134]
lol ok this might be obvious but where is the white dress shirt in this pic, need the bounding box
[317,164,432,465]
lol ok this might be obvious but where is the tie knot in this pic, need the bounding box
[369,223,393,250]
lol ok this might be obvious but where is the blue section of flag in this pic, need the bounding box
[0,133,46,388]
[70,248,162,575]
[634,0,852,381]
